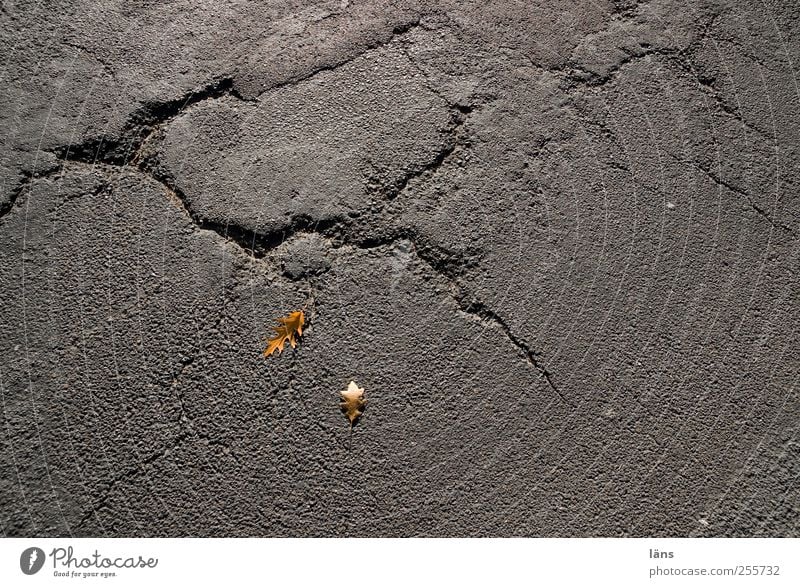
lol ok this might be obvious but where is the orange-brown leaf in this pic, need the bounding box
[340,380,366,428]
[263,310,305,357]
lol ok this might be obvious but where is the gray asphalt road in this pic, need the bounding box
[1,0,798,537]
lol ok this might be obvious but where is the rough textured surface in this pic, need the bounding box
[1,0,798,537]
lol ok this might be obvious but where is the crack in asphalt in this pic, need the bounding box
[560,7,779,146]
[556,16,796,240]
[75,444,176,531]
[561,9,720,91]
[61,40,117,79]
[53,77,246,169]
[382,104,473,199]
[610,0,648,19]
[679,63,777,143]
[0,170,33,225]
[668,153,796,237]
[453,296,572,406]
[259,16,423,95]
[171,356,194,428]
[565,45,690,89]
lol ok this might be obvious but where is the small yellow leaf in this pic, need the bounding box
[263,310,305,357]
[340,380,366,429]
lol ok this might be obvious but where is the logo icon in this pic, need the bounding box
[20,547,45,575]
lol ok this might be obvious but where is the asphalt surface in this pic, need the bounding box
[1,0,798,537]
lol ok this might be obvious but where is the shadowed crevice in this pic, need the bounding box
[0,171,33,223]
[53,77,246,168]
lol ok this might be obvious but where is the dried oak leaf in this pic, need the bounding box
[263,310,305,357]
[340,381,366,428]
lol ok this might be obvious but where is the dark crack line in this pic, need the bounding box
[62,40,117,79]
[170,185,569,404]
[54,77,246,169]
[563,11,777,144]
[154,173,347,259]
[50,95,475,261]
[397,35,485,111]
[344,229,569,406]
[171,356,194,428]
[382,104,472,199]
[662,31,778,143]
[566,45,682,89]
[451,293,571,407]
[563,7,714,90]
[0,170,33,223]
[669,153,796,237]
[260,17,422,95]
[75,443,177,531]
[682,70,776,143]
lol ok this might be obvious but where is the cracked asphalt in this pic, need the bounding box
[1,0,798,537]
